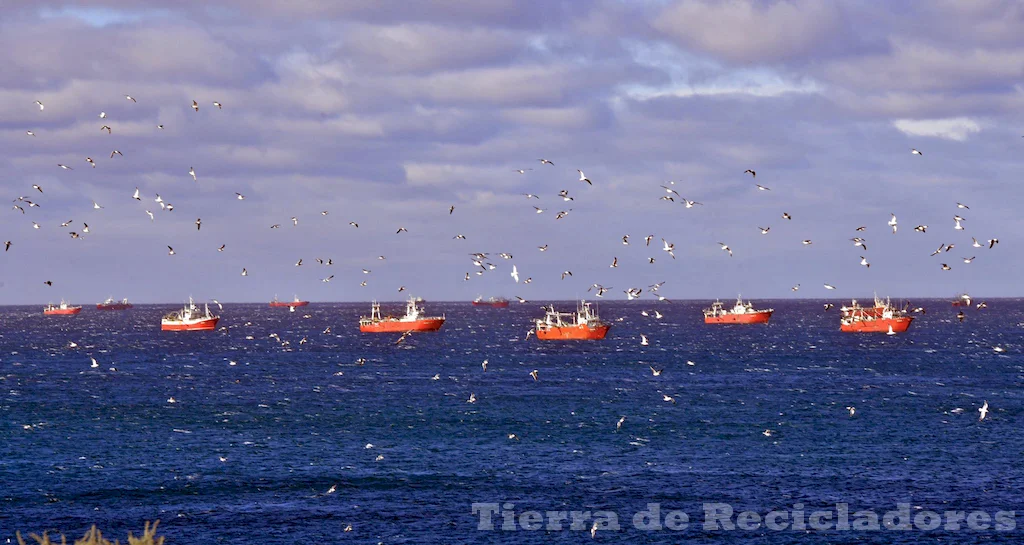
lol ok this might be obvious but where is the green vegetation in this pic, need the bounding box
[16,521,163,545]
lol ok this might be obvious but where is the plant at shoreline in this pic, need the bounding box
[16,521,163,545]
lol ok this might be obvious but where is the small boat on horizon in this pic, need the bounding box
[269,295,309,308]
[359,297,445,333]
[952,293,972,307]
[96,297,133,310]
[472,296,509,308]
[162,298,219,331]
[44,300,82,315]
[535,300,610,340]
[703,297,772,324]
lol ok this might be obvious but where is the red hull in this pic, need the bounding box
[162,318,219,331]
[536,324,610,340]
[704,311,772,324]
[44,308,82,315]
[360,318,444,332]
[472,301,509,308]
[270,301,309,308]
[96,303,133,310]
[840,317,913,333]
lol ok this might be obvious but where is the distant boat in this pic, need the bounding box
[162,298,219,331]
[952,293,972,307]
[44,300,82,315]
[269,295,309,308]
[703,297,772,324]
[96,297,133,310]
[534,300,610,340]
[840,296,912,333]
[472,296,509,308]
[359,297,444,333]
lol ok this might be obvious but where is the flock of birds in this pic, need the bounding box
[7,96,1005,306]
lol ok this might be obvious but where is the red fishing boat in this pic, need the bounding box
[161,298,219,331]
[269,295,309,308]
[472,296,510,308]
[44,300,82,315]
[96,297,133,310]
[359,297,445,332]
[840,297,913,333]
[535,300,610,340]
[839,298,886,318]
[951,293,972,307]
[703,297,773,324]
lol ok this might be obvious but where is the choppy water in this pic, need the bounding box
[1,300,1022,543]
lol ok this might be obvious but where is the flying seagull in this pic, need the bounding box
[744,169,756,177]
[189,167,196,181]
[911,148,922,155]
[577,169,592,185]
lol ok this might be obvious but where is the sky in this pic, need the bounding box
[2,0,1023,304]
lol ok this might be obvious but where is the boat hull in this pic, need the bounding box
[270,301,309,308]
[472,301,509,308]
[96,303,133,310]
[840,317,913,333]
[44,308,82,315]
[162,317,219,331]
[704,311,772,324]
[536,324,610,340]
[360,318,445,332]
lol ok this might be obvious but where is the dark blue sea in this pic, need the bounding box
[2,300,1022,544]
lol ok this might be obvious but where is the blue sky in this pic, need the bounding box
[2,1,1022,303]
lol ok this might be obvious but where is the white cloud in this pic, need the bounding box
[892,117,982,141]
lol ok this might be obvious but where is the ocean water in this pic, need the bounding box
[1,299,1022,544]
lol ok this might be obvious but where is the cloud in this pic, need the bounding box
[651,0,846,64]
[1,1,1024,303]
[892,117,982,141]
